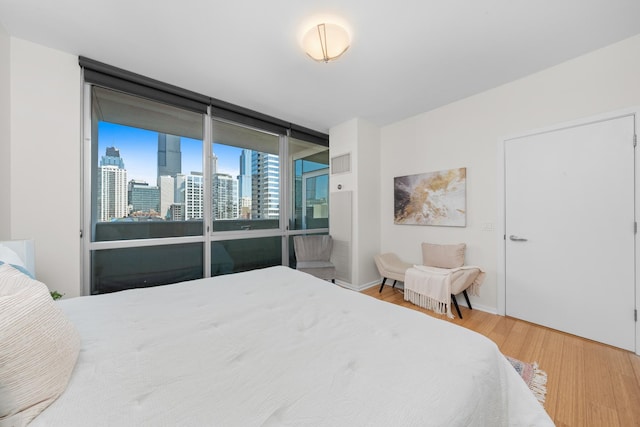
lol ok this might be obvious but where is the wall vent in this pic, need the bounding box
[331,153,351,174]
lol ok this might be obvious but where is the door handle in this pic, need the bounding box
[509,235,528,242]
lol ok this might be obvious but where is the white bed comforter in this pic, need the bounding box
[32,267,553,426]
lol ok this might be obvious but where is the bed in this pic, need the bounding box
[2,261,553,426]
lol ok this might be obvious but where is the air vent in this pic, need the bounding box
[331,153,351,174]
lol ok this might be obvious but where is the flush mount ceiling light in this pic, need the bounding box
[302,23,350,63]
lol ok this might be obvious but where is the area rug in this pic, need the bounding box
[505,355,548,405]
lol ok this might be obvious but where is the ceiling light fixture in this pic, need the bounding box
[302,23,350,63]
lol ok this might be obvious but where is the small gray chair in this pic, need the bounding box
[293,235,336,283]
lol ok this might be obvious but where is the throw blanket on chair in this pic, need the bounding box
[404,265,485,318]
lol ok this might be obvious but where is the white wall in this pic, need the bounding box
[330,118,381,288]
[330,119,358,285]
[379,34,640,312]
[355,119,381,285]
[0,24,10,240]
[10,38,81,297]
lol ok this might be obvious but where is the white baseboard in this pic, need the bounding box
[453,299,498,316]
[336,279,380,292]
[340,279,501,316]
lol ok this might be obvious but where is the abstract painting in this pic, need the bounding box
[394,167,466,226]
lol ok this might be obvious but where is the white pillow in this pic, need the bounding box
[0,264,81,426]
[421,242,466,269]
[0,245,26,269]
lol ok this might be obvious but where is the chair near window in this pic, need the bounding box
[293,235,336,283]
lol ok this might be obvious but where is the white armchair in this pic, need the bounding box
[374,253,412,293]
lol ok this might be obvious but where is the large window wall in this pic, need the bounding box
[82,61,329,294]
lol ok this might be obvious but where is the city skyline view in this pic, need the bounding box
[98,121,329,198]
[98,121,243,184]
[95,120,329,225]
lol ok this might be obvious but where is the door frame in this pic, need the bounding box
[496,107,639,355]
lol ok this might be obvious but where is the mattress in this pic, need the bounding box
[31,266,553,426]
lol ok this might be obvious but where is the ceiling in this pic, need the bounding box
[1,0,639,133]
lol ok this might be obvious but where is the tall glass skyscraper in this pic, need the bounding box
[157,134,182,219]
[237,149,252,218]
[238,149,252,198]
[157,134,181,185]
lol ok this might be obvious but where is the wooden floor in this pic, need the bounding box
[361,285,640,427]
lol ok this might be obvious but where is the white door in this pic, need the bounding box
[505,115,636,351]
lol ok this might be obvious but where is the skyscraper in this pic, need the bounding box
[157,134,181,185]
[128,180,160,215]
[157,134,182,219]
[237,149,252,218]
[159,175,175,219]
[212,173,238,220]
[238,149,252,198]
[98,147,127,221]
[183,173,203,220]
[251,152,279,219]
[212,152,218,175]
[100,146,125,169]
[172,174,186,221]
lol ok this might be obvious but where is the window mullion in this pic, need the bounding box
[280,134,289,266]
[203,108,213,278]
[81,82,93,296]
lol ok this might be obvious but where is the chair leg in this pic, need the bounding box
[378,277,387,293]
[462,290,472,310]
[392,280,397,289]
[451,294,463,318]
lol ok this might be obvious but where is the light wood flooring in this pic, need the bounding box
[361,285,640,427]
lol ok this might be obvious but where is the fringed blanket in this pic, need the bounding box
[404,265,485,318]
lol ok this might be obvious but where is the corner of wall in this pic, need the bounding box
[0,24,11,240]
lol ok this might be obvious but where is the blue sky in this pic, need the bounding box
[98,122,242,184]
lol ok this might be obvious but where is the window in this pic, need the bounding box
[211,237,282,275]
[92,243,203,293]
[82,58,329,294]
[289,137,330,231]
[87,87,205,293]
[90,87,205,240]
[211,119,280,231]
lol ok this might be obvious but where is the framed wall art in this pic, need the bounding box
[394,167,466,226]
